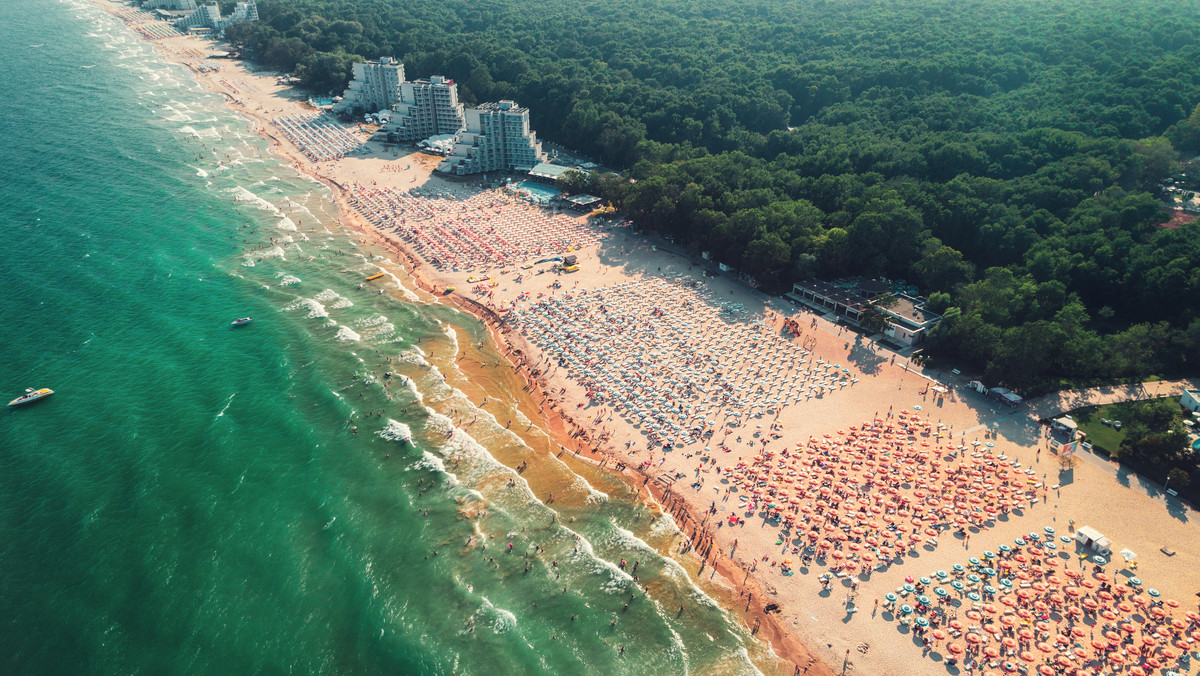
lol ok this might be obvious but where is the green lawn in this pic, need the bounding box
[1066,397,1183,456]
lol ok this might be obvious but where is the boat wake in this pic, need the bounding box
[215,393,236,418]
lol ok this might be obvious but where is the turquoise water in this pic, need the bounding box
[514,180,561,203]
[0,2,775,674]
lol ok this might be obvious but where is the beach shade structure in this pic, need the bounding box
[1128,576,1142,586]
[966,591,982,602]
[1091,555,1107,564]
[935,587,949,597]
[914,616,929,627]
[951,580,965,591]
[884,593,898,604]
[899,604,914,615]
[918,576,932,586]
[1043,526,1055,535]
[1148,588,1161,597]
[935,570,949,579]
[916,595,931,606]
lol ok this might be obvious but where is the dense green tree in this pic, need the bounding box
[224,0,1200,391]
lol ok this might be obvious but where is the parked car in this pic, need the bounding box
[1114,420,1123,430]
[1101,418,1111,425]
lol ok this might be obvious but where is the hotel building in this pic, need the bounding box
[437,100,547,175]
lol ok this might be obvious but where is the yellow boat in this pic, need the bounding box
[562,265,580,272]
[365,273,385,281]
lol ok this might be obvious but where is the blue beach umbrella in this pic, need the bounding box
[951,580,965,591]
[900,604,914,615]
[935,587,949,597]
[966,591,981,602]
[936,570,949,579]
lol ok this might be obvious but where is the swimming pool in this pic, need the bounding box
[514,180,560,203]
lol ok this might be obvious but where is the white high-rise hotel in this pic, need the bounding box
[437,100,547,175]
[381,76,466,141]
[333,57,406,115]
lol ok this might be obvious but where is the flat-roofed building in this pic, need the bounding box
[788,278,941,345]
[379,76,465,142]
[333,57,406,115]
[437,100,547,175]
[173,1,256,33]
[143,0,197,10]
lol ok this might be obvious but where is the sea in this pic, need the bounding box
[0,2,779,674]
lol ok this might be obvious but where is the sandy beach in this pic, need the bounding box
[96,7,1200,675]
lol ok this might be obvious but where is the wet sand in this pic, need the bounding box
[91,8,1200,675]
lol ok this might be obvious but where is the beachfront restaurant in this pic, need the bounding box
[527,162,573,183]
[788,278,940,345]
[562,194,602,212]
[788,279,867,322]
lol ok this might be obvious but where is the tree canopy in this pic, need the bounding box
[222,0,1200,391]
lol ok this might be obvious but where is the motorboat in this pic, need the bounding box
[231,317,253,327]
[8,388,53,407]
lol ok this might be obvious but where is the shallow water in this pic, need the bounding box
[0,2,780,674]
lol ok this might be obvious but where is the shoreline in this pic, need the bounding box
[87,6,1200,676]
[90,5,826,673]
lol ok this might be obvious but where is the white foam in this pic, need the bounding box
[415,452,459,485]
[475,596,517,634]
[376,419,413,444]
[277,274,301,286]
[335,326,361,342]
[284,297,328,319]
[314,288,352,310]
[277,216,298,231]
[228,185,284,217]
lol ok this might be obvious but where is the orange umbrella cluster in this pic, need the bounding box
[893,539,1198,675]
[723,413,1040,574]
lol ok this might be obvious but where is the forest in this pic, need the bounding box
[223,0,1200,394]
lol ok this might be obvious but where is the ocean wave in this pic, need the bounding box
[284,297,327,319]
[376,419,413,444]
[314,288,351,310]
[227,185,283,217]
[475,596,517,634]
[335,326,361,342]
[276,273,301,286]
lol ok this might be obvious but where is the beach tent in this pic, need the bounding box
[1119,548,1137,563]
[1075,526,1112,556]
